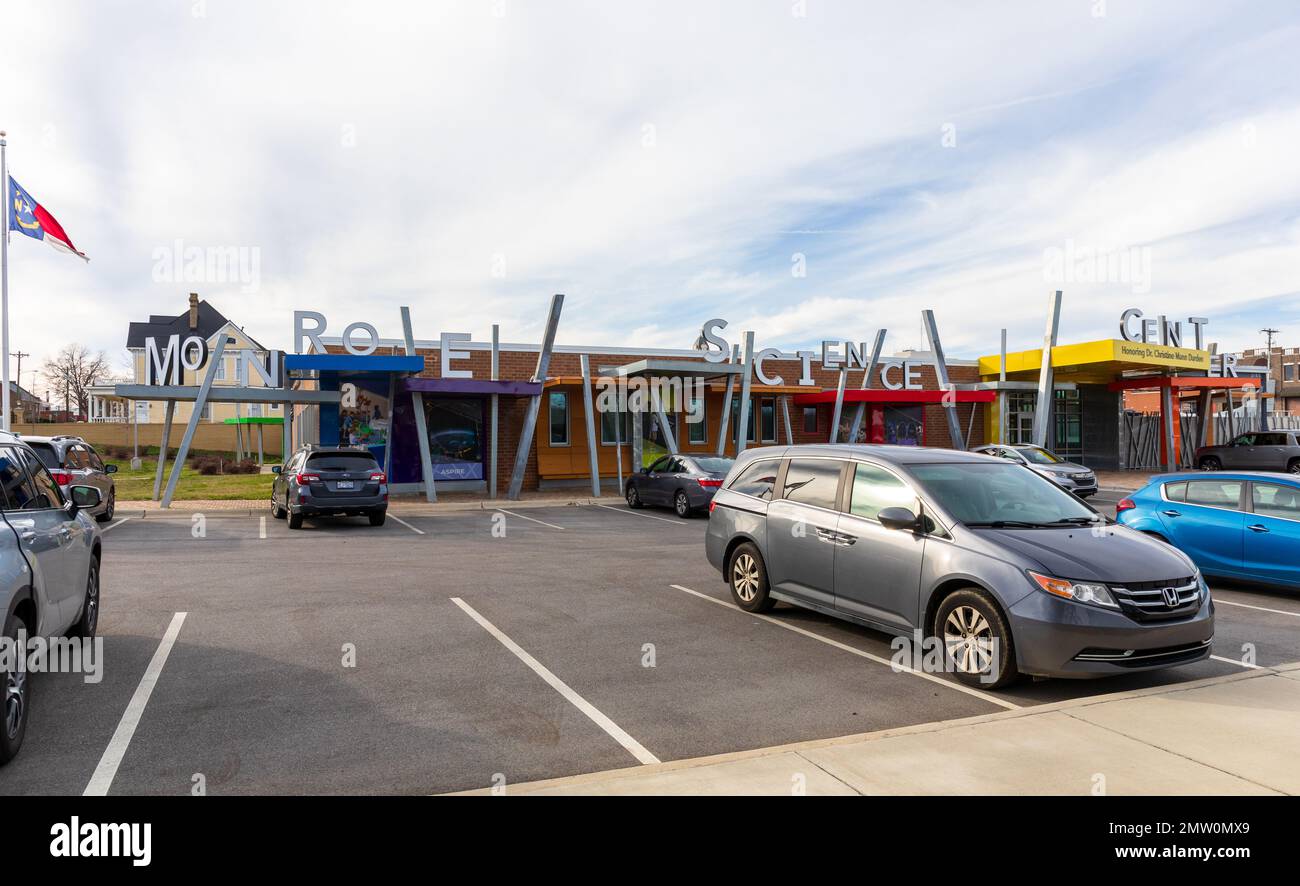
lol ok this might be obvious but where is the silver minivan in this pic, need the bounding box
[705,445,1213,688]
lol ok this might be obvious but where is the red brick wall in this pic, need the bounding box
[323,343,984,490]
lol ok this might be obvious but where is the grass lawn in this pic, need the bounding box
[111,458,275,501]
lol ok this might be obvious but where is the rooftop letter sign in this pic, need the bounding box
[696,318,926,390]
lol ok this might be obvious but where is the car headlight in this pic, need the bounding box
[1028,571,1119,609]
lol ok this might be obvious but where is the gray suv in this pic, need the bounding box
[970,444,1097,498]
[22,435,118,521]
[1196,431,1300,474]
[705,445,1212,689]
[0,430,104,765]
[271,445,388,529]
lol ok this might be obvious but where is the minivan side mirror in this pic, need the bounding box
[877,507,920,532]
[271,465,283,474]
[105,464,119,474]
[68,484,102,513]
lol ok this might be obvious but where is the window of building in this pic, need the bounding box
[1286,363,1297,382]
[760,398,776,443]
[200,402,212,421]
[802,407,818,434]
[213,357,227,381]
[548,392,569,446]
[600,409,632,445]
[686,397,707,445]
[731,397,757,446]
[781,458,842,510]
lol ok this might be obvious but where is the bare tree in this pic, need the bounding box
[41,344,110,419]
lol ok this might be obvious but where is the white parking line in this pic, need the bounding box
[1211,654,1264,670]
[100,517,131,533]
[494,508,566,531]
[595,504,691,526]
[450,597,660,765]
[259,516,267,539]
[389,514,426,535]
[1214,597,1300,618]
[83,612,188,796]
[669,584,1021,711]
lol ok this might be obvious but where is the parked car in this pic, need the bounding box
[1195,431,1300,474]
[0,430,104,765]
[969,444,1098,498]
[626,455,734,517]
[1115,472,1300,589]
[706,444,1212,689]
[21,435,118,522]
[271,445,388,529]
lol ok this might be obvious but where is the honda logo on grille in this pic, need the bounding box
[1162,587,1180,607]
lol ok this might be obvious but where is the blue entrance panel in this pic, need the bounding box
[285,354,425,373]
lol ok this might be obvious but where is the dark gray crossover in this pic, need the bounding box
[1195,431,1300,474]
[271,445,388,529]
[626,455,733,518]
[705,445,1213,689]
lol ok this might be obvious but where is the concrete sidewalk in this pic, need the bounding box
[458,664,1300,796]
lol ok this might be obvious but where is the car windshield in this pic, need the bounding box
[306,453,379,472]
[690,457,733,473]
[1018,447,1062,465]
[909,462,1099,528]
[27,444,60,469]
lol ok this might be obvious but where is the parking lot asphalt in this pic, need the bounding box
[1,497,1296,795]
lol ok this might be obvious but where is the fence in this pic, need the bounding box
[1125,408,1298,469]
[12,422,284,458]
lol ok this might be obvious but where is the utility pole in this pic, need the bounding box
[9,351,27,422]
[1262,327,1280,353]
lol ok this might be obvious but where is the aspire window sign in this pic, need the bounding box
[425,397,484,481]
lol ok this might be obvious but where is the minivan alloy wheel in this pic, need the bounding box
[4,668,25,740]
[943,606,995,674]
[732,553,760,602]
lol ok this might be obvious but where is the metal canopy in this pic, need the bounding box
[599,358,743,379]
[113,384,340,405]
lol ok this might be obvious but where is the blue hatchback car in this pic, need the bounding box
[1116,472,1300,588]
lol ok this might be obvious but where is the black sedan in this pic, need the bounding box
[625,455,734,518]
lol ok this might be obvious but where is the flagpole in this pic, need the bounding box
[0,130,10,432]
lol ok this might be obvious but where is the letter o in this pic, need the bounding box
[179,336,209,372]
[343,322,379,356]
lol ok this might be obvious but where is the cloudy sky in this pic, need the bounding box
[2,1,1297,390]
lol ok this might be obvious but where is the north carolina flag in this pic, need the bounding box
[7,176,89,261]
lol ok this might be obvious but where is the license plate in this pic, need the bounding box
[336,480,355,490]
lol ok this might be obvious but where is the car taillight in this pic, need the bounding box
[697,478,723,488]
[709,500,717,513]
[1116,498,1136,512]
[51,470,72,486]
[296,472,321,484]
[370,472,387,483]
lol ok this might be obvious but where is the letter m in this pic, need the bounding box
[145,335,182,385]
